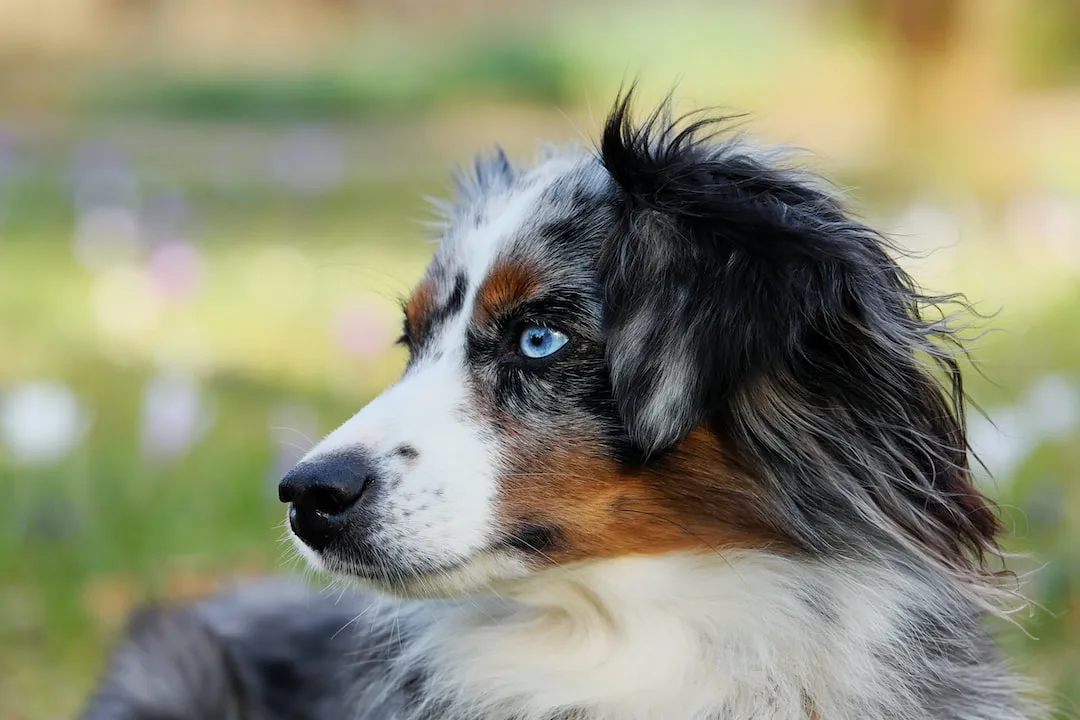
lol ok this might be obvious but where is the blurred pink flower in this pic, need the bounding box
[147,240,204,302]
[332,300,396,358]
[1005,192,1080,269]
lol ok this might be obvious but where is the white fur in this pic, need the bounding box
[375,551,958,720]
[298,169,563,584]
[304,356,501,573]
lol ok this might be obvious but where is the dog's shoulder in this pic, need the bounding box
[79,577,408,720]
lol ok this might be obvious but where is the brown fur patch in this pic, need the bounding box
[472,259,541,326]
[467,260,786,564]
[404,279,436,341]
[497,427,789,565]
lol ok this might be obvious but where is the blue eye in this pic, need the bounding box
[517,325,568,359]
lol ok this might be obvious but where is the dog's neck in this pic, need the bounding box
[389,551,960,720]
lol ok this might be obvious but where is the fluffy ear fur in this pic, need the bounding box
[454,147,516,205]
[598,92,1001,573]
[598,93,883,453]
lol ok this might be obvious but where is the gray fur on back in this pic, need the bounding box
[79,578,409,720]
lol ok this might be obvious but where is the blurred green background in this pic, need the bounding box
[1,0,1079,717]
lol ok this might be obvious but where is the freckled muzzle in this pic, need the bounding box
[278,452,378,551]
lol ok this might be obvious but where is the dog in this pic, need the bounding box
[79,92,1042,720]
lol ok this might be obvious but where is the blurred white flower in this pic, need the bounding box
[271,126,345,195]
[147,240,204,302]
[92,265,162,339]
[139,369,213,460]
[0,381,90,465]
[968,407,1030,484]
[1023,374,1080,441]
[74,205,143,271]
[970,374,1080,486]
[332,298,396,358]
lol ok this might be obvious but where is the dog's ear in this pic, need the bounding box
[597,94,866,453]
[454,147,516,205]
[596,93,1002,572]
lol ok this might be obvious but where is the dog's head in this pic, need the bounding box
[280,94,1002,597]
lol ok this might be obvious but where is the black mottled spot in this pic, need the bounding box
[415,272,469,351]
[503,523,562,555]
[400,668,429,709]
[394,445,419,461]
[446,273,467,314]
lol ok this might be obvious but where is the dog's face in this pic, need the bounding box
[280,96,1001,597]
[283,150,739,595]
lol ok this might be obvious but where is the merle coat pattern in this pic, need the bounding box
[80,93,1042,720]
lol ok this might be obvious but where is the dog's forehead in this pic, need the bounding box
[417,153,606,314]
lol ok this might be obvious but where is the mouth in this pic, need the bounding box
[323,557,442,596]
[294,532,470,597]
[298,533,531,598]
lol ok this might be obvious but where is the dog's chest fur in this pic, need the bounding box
[87,555,1035,720]
[324,554,1032,720]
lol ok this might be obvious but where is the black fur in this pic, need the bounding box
[597,90,1000,574]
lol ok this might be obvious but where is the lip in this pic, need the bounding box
[314,547,479,598]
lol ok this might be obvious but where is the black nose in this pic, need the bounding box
[278,452,377,551]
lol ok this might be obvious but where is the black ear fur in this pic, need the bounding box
[597,91,1001,567]
[598,92,889,453]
